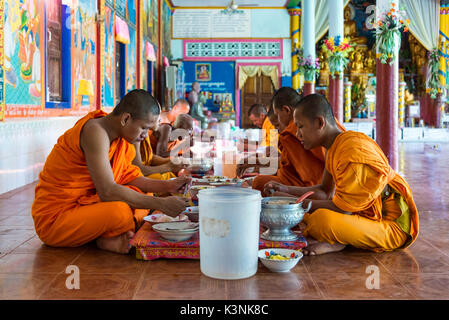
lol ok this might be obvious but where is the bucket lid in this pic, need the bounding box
[198,187,261,203]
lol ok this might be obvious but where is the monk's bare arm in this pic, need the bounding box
[155,125,171,157]
[265,169,334,200]
[303,198,352,215]
[151,154,171,166]
[81,123,171,210]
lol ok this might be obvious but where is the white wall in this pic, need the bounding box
[0,117,81,194]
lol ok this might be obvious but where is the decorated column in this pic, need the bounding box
[344,80,352,122]
[398,81,406,127]
[327,0,345,123]
[301,0,316,96]
[375,0,403,171]
[289,7,301,91]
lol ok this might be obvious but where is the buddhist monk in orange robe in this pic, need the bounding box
[132,132,187,181]
[151,113,194,158]
[264,94,419,255]
[252,87,341,195]
[32,90,191,254]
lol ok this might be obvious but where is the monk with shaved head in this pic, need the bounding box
[265,93,419,255]
[32,89,191,254]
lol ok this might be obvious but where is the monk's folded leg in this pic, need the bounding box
[252,175,282,195]
[303,209,408,252]
[40,201,137,247]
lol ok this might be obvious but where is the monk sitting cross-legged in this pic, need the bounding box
[32,89,191,254]
[252,87,345,195]
[264,94,419,255]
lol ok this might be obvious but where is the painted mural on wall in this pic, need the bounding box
[126,27,137,93]
[142,0,158,45]
[115,0,126,18]
[127,0,136,25]
[73,0,96,108]
[4,0,42,106]
[162,0,171,59]
[103,5,115,108]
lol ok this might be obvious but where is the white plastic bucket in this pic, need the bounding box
[198,188,262,280]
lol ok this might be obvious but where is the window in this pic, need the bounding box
[47,0,62,101]
[46,1,71,108]
[115,41,126,104]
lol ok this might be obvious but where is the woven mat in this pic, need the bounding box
[130,222,307,261]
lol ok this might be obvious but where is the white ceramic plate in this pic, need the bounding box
[183,206,199,214]
[153,222,199,232]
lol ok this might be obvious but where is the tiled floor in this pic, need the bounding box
[1,142,449,300]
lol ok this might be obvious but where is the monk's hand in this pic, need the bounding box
[160,196,190,217]
[168,176,192,194]
[236,163,251,178]
[168,161,188,174]
[263,181,289,196]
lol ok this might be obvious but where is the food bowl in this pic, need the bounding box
[260,197,312,241]
[152,222,199,242]
[258,248,303,272]
[184,206,199,222]
[185,159,213,174]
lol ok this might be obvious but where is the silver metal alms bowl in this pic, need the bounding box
[260,197,313,241]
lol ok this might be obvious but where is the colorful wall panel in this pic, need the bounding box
[103,4,115,108]
[183,61,235,113]
[73,0,96,108]
[126,26,137,93]
[162,0,171,60]
[142,0,158,45]
[4,0,42,108]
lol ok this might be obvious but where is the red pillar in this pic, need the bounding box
[376,58,399,171]
[328,76,344,123]
[303,81,315,96]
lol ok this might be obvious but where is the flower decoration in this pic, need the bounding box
[426,49,443,99]
[297,48,320,82]
[374,2,410,65]
[321,36,354,78]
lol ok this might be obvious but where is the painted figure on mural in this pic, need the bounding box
[4,0,20,88]
[18,0,40,83]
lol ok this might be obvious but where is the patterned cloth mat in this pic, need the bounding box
[130,222,308,261]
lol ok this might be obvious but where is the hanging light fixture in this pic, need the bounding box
[220,1,244,15]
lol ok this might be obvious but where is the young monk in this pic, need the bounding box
[132,128,187,180]
[32,89,191,254]
[264,94,419,255]
[151,113,194,158]
[252,87,337,195]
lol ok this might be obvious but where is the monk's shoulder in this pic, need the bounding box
[79,119,110,151]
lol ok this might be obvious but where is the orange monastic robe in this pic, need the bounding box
[140,135,176,180]
[304,131,419,252]
[252,120,327,193]
[32,110,148,247]
[261,116,278,148]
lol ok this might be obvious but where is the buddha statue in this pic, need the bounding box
[350,50,365,75]
[318,51,330,87]
[364,50,376,74]
[344,5,368,46]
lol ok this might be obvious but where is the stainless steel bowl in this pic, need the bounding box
[260,197,312,241]
[186,160,213,174]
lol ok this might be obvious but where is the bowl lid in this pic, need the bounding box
[198,187,261,202]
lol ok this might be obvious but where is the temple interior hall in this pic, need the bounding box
[1,0,449,302]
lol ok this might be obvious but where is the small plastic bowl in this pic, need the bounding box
[258,248,303,273]
[184,206,199,222]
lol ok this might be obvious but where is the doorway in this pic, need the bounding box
[241,74,275,129]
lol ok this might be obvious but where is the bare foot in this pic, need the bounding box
[96,230,135,254]
[303,241,346,256]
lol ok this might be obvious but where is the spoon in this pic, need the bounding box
[296,191,315,204]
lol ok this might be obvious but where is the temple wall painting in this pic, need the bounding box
[103,4,115,109]
[4,0,42,107]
